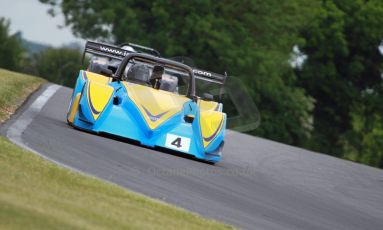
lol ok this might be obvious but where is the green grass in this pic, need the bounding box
[0,68,45,122]
[0,69,232,230]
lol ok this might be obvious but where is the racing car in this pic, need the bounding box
[67,41,227,163]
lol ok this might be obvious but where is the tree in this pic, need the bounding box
[341,91,383,168]
[0,18,24,70]
[298,0,383,157]
[34,48,84,87]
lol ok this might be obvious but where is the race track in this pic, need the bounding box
[2,84,383,230]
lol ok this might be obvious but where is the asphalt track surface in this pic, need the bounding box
[2,84,383,230]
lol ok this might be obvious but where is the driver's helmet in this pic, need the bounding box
[121,45,136,52]
[126,64,150,86]
[160,75,178,93]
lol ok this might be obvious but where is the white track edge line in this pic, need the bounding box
[5,84,88,175]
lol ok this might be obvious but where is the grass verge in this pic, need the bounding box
[0,69,232,229]
[0,68,46,123]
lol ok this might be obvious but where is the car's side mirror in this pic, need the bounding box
[100,67,113,77]
[202,93,214,101]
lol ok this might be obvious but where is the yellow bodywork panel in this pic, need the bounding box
[82,71,111,84]
[68,93,81,123]
[198,100,220,111]
[123,82,190,130]
[200,110,224,148]
[87,81,114,120]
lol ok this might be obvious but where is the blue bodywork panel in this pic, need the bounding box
[67,71,226,163]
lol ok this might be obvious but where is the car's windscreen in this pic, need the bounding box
[121,60,190,96]
[195,78,223,99]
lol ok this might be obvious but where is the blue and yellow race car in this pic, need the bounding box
[67,41,227,163]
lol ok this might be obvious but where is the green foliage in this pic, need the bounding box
[341,92,383,168]
[34,48,84,87]
[299,0,383,159]
[0,18,24,71]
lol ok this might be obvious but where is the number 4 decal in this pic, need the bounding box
[171,137,182,148]
[165,134,191,152]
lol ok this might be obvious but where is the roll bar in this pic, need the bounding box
[114,53,196,98]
